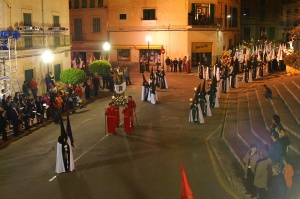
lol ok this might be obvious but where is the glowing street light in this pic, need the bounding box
[103,42,111,60]
[42,49,53,74]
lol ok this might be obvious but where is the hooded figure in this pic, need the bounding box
[55,117,75,173]
[141,73,150,101]
[159,69,168,89]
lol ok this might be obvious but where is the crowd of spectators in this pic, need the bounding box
[243,114,294,199]
[0,66,133,142]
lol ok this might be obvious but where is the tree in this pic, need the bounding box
[89,60,111,76]
[60,68,86,85]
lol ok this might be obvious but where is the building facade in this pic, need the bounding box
[240,0,284,42]
[0,0,71,95]
[69,0,240,69]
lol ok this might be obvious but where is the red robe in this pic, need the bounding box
[128,100,136,110]
[113,106,120,127]
[106,107,116,134]
[122,107,133,133]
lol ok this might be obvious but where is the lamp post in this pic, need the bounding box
[103,42,111,60]
[146,35,152,72]
[42,50,53,75]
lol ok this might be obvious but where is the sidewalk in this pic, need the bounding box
[0,90,112,149]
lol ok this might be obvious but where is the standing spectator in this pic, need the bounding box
[282,157,294,199]
[83,78,91,100]
[35,96,44,124]
[122,103,134,134]
[22,81,30,97]
[268,131,283,164]
[173,58,178,72]
[49,71,55,83]
[44,93,51,120]
[45,73,52,92]
[1,94,7,110]
[0,89,5,101]
[279,129,290,161]
[170,59,173,72]
[270,114,284,136]
[92,73,100,97]
[10,103,19,137]
[5,98,12,129]
[102,73,109,90]
[178,58,183,72]
[263,84,272,100]
[52,93,60,123]
[165,57,171,72]
[13,92,20,104]
[22,103,30,131]
[30,77,38,99]
[270,165,287,199]
[75,84,83,98]
[243,143,260,198]
[67,84,76,114]
[0,108,7,141]
[28,99,36,127]
[124,67,132,86]
[254,146,272,199]
[90,77,95,97]
[182,56,187,72]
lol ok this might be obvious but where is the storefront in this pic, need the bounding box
[191,42,213,67]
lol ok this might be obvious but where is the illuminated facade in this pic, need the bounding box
[240,0,284,42]
[0,0,71,94]
[69,0,240,68]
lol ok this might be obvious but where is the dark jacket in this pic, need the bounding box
[268,140,282,164]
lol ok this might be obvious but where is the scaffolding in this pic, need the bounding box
[0,37,20,95]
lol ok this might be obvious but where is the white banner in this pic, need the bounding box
[114,82,127,94]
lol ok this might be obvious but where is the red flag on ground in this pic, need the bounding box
[180,163,194,199]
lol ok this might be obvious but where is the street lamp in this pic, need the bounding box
[103,42,111,60]
[42,49,53,74]
[146,35,152,72]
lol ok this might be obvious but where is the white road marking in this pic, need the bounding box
[49,176,56,181]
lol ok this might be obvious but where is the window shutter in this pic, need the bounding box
[210,4,215,25]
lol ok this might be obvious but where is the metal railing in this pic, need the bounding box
[16,35,71,50]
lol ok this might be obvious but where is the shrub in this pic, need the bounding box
[60,68,86,84]
[89,60,111,76]
[284,52,300,69]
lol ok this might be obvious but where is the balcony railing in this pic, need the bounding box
[280,20,300,28]
[16,35,71,50]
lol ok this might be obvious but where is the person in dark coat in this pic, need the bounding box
[22,81,30,98]
[270,165,287,199]
[254,146,272,199]
[92,73,100,97]
[10,103,19,137]
[268,131,283,164]
[243,143,260,198]
[0,108,8,141]
[172,58,178,72]
[270,114,283,136]
[279,129,290,160]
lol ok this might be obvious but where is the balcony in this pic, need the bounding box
[16,35,71,50]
